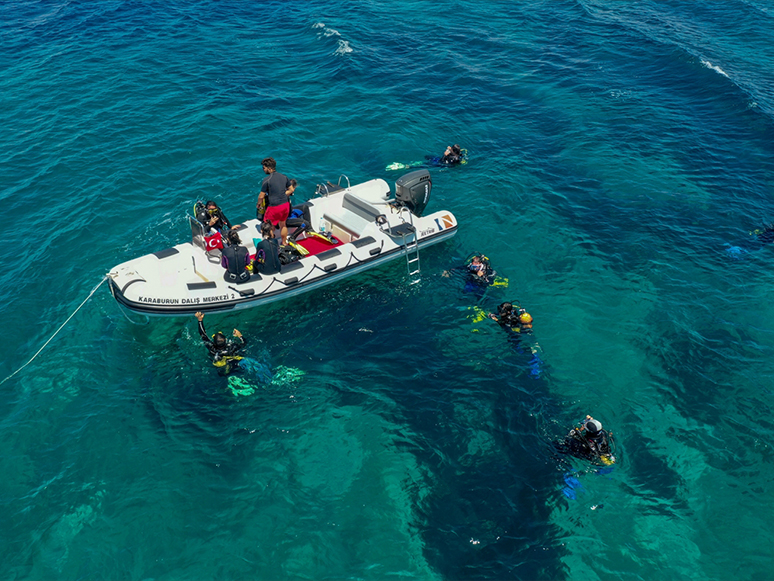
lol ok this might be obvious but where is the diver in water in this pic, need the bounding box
[725,223,774,259]
[752,223,774,245]
[489,302,533,333]
[443,253,499,298]
[440,144,464,165]
[558,416,616,465]
[489,301,542,377]
[386,144,466,171]
[426,144,465,167]
[195,312,247,375]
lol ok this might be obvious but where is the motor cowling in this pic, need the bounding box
[395,169,432,217]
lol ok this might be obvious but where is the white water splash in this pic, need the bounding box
[313,22,353,55]
[335,40,353,55]
[700,58,729,78]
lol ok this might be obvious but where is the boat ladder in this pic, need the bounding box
[398,207,421,283]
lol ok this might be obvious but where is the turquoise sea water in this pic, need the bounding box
[2,1,774,579]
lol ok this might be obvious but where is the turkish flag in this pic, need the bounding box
[205,231,223,251]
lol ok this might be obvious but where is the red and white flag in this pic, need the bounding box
[204,231,223,251]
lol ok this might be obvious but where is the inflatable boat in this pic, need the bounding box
[107,169,457,316]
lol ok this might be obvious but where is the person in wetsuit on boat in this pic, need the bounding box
[195,312,247,375]
[254,220,282,275]
[196,200,234,234]
[221,229,251,284]
[557,416,616,465]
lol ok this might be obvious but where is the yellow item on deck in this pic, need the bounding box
[287,240,309,256]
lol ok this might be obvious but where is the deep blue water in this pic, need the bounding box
[2,1,774,579]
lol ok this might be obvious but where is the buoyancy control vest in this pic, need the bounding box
[222,244,250,283]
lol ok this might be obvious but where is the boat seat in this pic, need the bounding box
[342,193,382,221]
[323,193,384,238]
[323,211,370,237]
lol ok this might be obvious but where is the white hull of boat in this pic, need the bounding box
[107,176,457,316]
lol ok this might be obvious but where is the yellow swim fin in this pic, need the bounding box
[467,306,488,323]
[287,240,309,256]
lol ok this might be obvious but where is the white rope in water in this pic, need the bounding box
[0,276,109,386]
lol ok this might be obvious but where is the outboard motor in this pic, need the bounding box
[395,169,432,217]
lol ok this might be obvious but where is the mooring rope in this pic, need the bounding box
[0,276,109,386]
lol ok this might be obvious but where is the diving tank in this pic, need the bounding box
[394,169,432,217]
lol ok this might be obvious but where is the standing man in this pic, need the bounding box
[257,157,291,246]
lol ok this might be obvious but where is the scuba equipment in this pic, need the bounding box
[585,418,603,433]
[256,196,267,220]
[287,240,309,256]
[463,252,498,288]
[567,416,616,465]
[278,244,303,265]
[468,306,488,324]
[385,148,468,171]
[307,230,338,245]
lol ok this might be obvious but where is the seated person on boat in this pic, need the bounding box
[221,229,251,284]
[196,200,233,234]
[253,221,282,275]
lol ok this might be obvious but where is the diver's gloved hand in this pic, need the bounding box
[233,329,242,339]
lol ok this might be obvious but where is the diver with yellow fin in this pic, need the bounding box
[488,301,543,378]
[558,416,616,466]
[195,312,247,375]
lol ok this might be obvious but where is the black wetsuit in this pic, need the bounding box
[467,262,495,286]
[221,244,251,283]
[441,152,462,165]
[560,428,613,463]
[198,320,247,375]
[493,306,528,333]
[254,238,281,274]
[197,207,232,233]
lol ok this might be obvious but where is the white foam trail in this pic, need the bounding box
[701,58,729,78]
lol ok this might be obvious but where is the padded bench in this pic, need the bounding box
[323,193,385,239]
